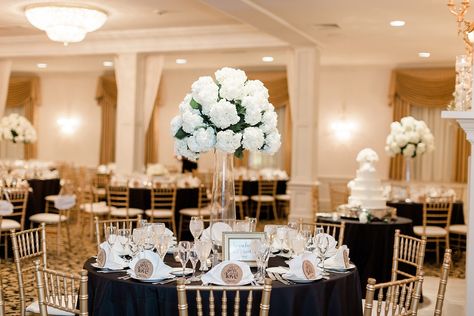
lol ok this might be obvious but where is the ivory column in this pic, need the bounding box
[287,47,320,221]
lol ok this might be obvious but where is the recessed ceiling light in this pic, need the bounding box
[262,56,274,62]
[103,61,113,67]
[36,63,47,68]
[390,20,406,27]
[175,58,187,64]
[418,52,431,58]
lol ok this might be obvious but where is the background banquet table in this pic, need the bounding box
[387,201,464,225]
[318,216,413,293]
[25,178,61,228]
[85,254,362,316]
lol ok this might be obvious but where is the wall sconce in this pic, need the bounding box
[330,119,357,142]
[57,116,80,135]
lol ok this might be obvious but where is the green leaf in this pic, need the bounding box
[174,127,188,140]
[234,147,244,159]
[190,98,201,110]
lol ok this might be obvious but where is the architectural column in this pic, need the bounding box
[287,47,320,221]
[0,59,12,117]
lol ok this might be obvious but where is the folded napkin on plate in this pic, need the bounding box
[201,260,254,285]
[313,233,338,258]
[129,250,172,279]
[201,222,232,244]
[0,200,13,216]
[285,253,322,280]
[54,195,76,210]
[324,245,351,269]
[96,242,127,269]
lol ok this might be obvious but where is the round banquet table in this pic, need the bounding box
[85,255,362,316]
[318,216,413,293]
[387,201,464,225]
[25,178,61,227]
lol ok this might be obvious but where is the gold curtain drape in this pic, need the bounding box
[388,68,469,182]
[95,74,160,165]
[6,76,41,159]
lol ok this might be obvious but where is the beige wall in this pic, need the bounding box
[37,72,101,167]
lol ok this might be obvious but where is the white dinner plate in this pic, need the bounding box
[170,268,193,276]
[91,262,127,270]
[324,263,356,272]
[128,273,176,282]
[283,274,322,283]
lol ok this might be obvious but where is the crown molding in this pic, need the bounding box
[0,24,288,57]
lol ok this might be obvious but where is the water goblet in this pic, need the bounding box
[155,234,171,260]
[151,223,166,237]
[105,226,117,248]
[117,228,130,252]
[188,245,200,282]
[178,241,191,284]
[315,233,329,276]
[189,216,204,241]
[250,239,271,284]
[291,233,306,256]
[195,239,212,271]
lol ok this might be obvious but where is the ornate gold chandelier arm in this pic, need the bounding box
[448,0,473,56]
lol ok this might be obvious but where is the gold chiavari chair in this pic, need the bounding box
[145,185,177,234]
[94,215,142,247]
[11,224,48,316]
[275,192,290,218]
[93,173,111,201]
[79,184,109,240]
[329,182,349,211]
[433,249,452,316]
[34,260,88,316]
[413,202,452,264]
[391,229,426,282]
[363,272,424,316]
[234,176,249,219]
[176,278,273,316]
[448,224,466,252]
[250,177,278,221]
[107,184,144,220]
[0,276,5,316]
[1,188,28,259]
[178,185,211,241]
[311,219,346,246]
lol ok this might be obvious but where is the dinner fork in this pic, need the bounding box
[274,273,294,285]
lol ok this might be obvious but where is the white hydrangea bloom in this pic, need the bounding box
[215,67,247,85]
[219,78,246,101]
[243,80,269,100]
[216,130,242,153]
[170,115,183,136]
[416,142,426,155]
[175,138,198,161]
[403,143,416,157]
[244,103,262,126]
[0,113,36,144]
[260,110,278,133]
[181,111,204,134]
[263,129,281,154]
[209,99,240,129]
[187,127,216,153]
[179,94,195,114]
[242,127,265,151]
[395,133,409,148]
[191,76,219,110]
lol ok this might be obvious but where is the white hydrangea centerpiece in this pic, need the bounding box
[384,116,434,158]
[170,67,281,161]
[0,113,37,144]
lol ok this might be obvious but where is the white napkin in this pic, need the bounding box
[324,245,351,269]
[54,195,76,210]
[0,200,13,216]
[97,242,127,269]
[201,222,232,244]
[129,250,173,279]
[201,260,254,285]
[285,253,321,280]
[313,233,338,258]
[97,165,108,174]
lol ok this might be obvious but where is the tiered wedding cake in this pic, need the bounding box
[347,148,387,209]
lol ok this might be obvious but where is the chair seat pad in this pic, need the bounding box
[30,213,68,224]
[179,207,211,217]
[145,209,173,218]
[110,208,143,217]
[449,224,467,235]
[235,195,249,202]
[27,298,75,315]
[276,194,290,201]
[45,195,59,202]
[93,188,107,196]
[80,202,109,215]
[250,195,275,202]
[0,219,21,231]
[413,225,448,237]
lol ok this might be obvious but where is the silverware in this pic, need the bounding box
[267,271,276,281]
[152,279,177,285]
[97,270,128,273]
[118,275,131,280]
[274,273,293,285]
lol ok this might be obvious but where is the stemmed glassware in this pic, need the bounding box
[315,228,329,276]
[276,227,288,253]
[188,245,200,282]
[250,239,271,284]
[177,241,191,284]
[155,234,171,260]
[264,225,277,252]
[117,228,130,252]
[290,233,306,256]
[194,239,212,272]
[105,226,117,248]
[189,217,204,241]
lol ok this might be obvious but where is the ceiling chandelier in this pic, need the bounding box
[24,3,108,45]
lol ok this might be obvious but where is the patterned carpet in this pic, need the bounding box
[0,218,466,315]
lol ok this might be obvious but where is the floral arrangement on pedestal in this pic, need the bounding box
[0,113,37,144]
[384,116,434,158]
[170,67,281,160]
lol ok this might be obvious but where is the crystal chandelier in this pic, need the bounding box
[24,3,108,45]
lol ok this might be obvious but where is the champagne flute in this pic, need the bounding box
[178,241,191,284]
[188,245,200,282]
[189,217,204,241]
[156,234,171,260]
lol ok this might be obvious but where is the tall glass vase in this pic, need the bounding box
[404,157,413,203]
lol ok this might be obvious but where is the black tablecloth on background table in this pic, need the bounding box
[25,178,61,228]
[318,216,413,293]
[387,201,464,226]
[85,254,362,316]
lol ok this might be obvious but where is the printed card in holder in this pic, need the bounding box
[221,263,243,285]
[96,248,106,268]
[302,260,316,279]
[135,259,154,279]
[222,232,264,267]
[343,249,350,269]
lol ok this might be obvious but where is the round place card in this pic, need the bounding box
[302,260,316,279]
[220,263,243,285]
[96,248,106,268]
[135,259,154,279]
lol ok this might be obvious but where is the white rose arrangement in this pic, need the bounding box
[170,67,281,161]
[0,113,37,144]
[384,116,434,158]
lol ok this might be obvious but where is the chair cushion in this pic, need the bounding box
[93,188,107,196]
[0,219,21,231]
[234,195,249,202]
[276,194,290,201]
[45,195,59,202]
[110,208,143,217]
[250,195,275,202]
[145,209,173,218]
[29,213,68,224]
[413,225,448,237]
[449,224,467,235]
[26,298,75,315]
[80,202,110,215]
[179,207,211,217]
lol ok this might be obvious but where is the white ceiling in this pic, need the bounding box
[1,0,470,70]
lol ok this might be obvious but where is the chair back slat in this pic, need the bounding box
[198,185,210,213]
[434,249,452,316]
[258,178,276,196]
[303,220,346,246]
[235,177,244,196]
[107,185,130,208]
[422,202,453,228]
[94,216,143,247]
[151,186,177,211]
[94,173,110,188]
[3,188,28,230]
[391,229,426,281]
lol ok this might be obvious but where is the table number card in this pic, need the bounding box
[97,248,106,268]
[135,259,154,279]
[302,260,316,279]
[221,263,243,285]
[222,232,264,267]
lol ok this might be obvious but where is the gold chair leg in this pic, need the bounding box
[56,222,61,255]
[178,215,183,241]
[256,201,261,221]
[272,201,279,220]
[436,240,440,264]
[172,217,177,236]
[66,222,71,250]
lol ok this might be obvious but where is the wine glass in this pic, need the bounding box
[189,217,204,241]
[285,228,298,257]
[195,239,212,271]
[315,230,329,276]
[151,223,166,237]
[132,227,145,252]
[177,241,191,284]
[276,226,288,253]
[117,228,130,253]
[250,239,271,284]
[188,245,200,282]
[264,225,277,251]
[290,232,306,256]
[155,234,171,260]
[105,226,117,248]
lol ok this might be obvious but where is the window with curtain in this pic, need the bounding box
[0,106,25,160]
